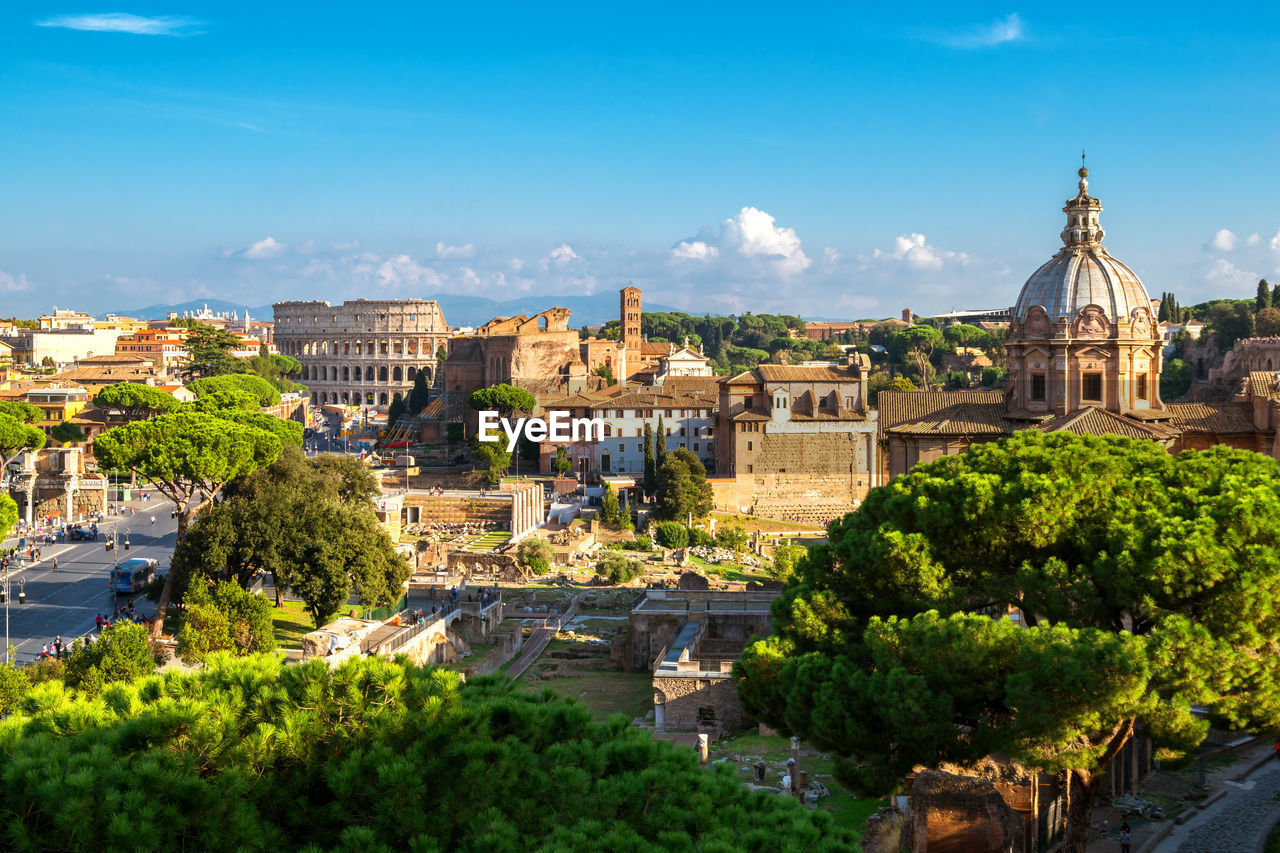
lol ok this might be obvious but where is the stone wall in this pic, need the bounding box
[654,676,752,734]
[909,770,1026,853]
[272,298,449,410]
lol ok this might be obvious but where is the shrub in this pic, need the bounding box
[516,536,554,576]
[688,527,715,547]
[596,552,642,584]
[654,521,689,549]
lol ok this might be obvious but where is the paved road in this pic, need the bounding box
[1164,764,1280,852]
[1,500,178,663]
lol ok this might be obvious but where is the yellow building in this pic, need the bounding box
[25,385,91,435]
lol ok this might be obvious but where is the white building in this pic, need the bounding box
[540,377,720,477]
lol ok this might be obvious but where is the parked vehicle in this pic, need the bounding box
[68,527,97,541]
[111,558,158,594]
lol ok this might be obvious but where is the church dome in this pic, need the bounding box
[1012,167,1153,325]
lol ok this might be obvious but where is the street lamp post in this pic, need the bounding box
[1,567,27,664]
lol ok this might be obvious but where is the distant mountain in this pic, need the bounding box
[120,293,680,328]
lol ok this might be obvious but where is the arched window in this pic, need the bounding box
[604,424,612,437]
[393,366,403,382]
[378,366,388,382]
[343,342,350,355]
[355,342,362,355]
[343,366,350,381]
[342,392,350,404]
[365,366,374,381]
[379,392,388,405]
[365,392,375,405]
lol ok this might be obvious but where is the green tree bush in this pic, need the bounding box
[596,552,643,584]
[0,655,857,851]
[49,422,87,445]
[92,382,181,420]
[653,520,689,548]
[62,622,157,696]
[516,536,554,576]
[736,432,1280,851]
[654,448,713,521]
[178,579,274,663]
[599,482,620,523]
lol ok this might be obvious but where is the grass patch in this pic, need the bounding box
[521,671,654,722]
[466,531,511,553]
[688,556,770,583]
[271,599,337,650]
[710,733,885,838]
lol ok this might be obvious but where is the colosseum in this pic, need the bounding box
[272,299,451,410]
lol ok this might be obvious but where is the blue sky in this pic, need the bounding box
[2,3,1279,320]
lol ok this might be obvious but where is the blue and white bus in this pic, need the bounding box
[111,558,158,594]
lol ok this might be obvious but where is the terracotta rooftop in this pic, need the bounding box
[1165,402,1265,434]
[877,390,1005,437]
[1030,407,1180,440]
[1247,371,1280,400]
[885,401,1010,435]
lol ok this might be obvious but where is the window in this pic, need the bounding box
[619,443,624,452]
[747,441,753,451]
[746,464,753,474]
[693,443,700,451]
[679,427,686,436]
[1030,373,1046,402]
[1136,373,1149,400]
[1082,372,1102,402]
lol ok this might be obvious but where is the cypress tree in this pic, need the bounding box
[407,370,430,415]
[642,422,655,496]
[656,415,666,460]
[1259,279,1274,312]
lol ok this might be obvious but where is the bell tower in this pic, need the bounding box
[620,285,642,351]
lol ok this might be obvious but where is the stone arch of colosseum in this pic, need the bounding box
[273,299,449,412]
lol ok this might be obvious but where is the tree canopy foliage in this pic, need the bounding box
[94,411,285,634]
[190,373,282,410]
[654,448,713,521]
[466,383,536,416]
[0,654,856,852]
[0,410,45,469]
[173,446,405,626]
[49,421,87,445]
[92,382,181,420]
[177,579,275,663]
[182,323,245,379]
[735,432,1280,851]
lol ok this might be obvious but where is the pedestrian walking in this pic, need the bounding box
[51,555,57,569]
[53,636,63,659]
[1119,826,1130,853]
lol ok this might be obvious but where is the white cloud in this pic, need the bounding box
[1210,228,1238,251]
[1204,258,1258,289]
[508,257,527,272]
[35,13,204,36]
[1270,228,1280,253]
[823,247,842,264]
[436,241,476,259]
[0,271,32,293]
[542,243,580,269]
[376,254,442,289]
[1247,233,1261,247]
[243,236,286,259]
[672,240,719,261]
[931,13,1024,49]
[671,206,810,276]
[866,233,972,271]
